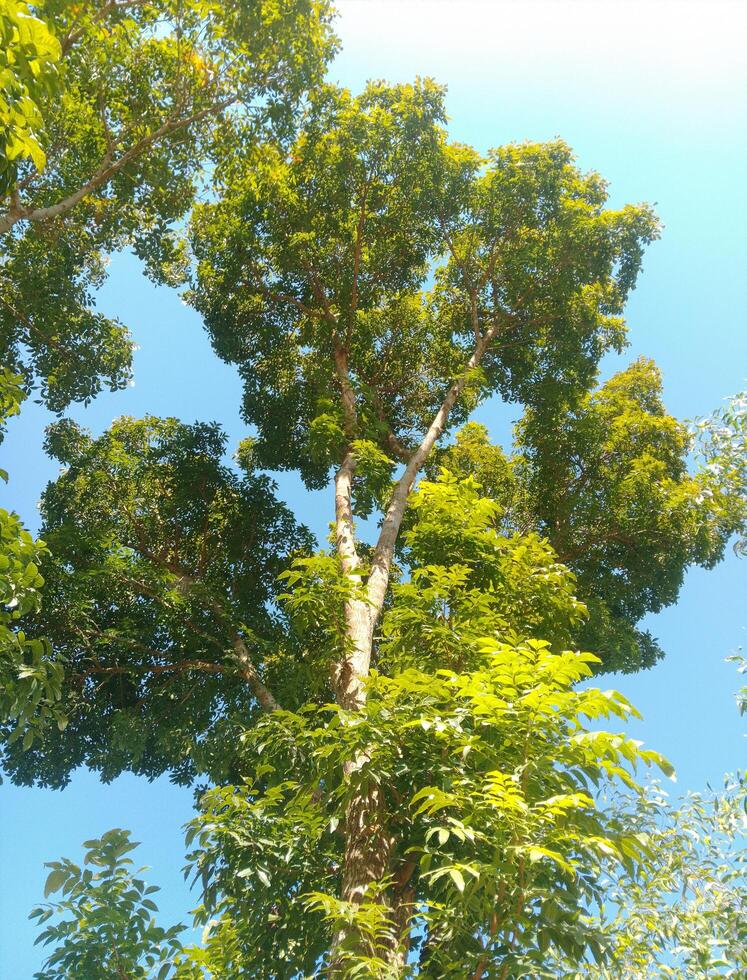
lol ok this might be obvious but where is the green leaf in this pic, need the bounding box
[448,868,465,893]
[44,868,67,898]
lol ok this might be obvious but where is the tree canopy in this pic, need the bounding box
[3,414,313,786]
[0,0,335,410]
[433,359,741,672]
[2,12,746,975]
[189,80,659,488]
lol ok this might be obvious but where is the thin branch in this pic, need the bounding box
[255,281,318,318]
[73,659,227,684]
[470,907,500,980]
[0,291,70,360]
[348,179,370,346]
[232,634,280,712]
[59,0,153,56]
[305,265,338,326]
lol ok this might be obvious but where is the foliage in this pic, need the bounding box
[548,775,747,978]
[188,80,659,488]
[0,0,336,411]
[0,0,60,194]
[0,360,24,442]
[437,360,740,672]
[385,471,588,667]
[2,415,314,787]
[31,662,747,978]
[0,368,63,750]
[30,829,186,979]
[8,53,747,975]
[171,474,672,977]
[731,653,747,718]
[694,389,747,555]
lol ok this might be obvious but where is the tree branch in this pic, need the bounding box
[74,659,227,684]
[59,0,154,56]
[0,95,237,235]
[231,634,281,712]
[365,323,501,630]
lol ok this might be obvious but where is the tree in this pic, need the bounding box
[183,80,734,966]
[9,78,744,973]
[0,0,335,410]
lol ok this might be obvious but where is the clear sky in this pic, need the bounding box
[2,1,746,973]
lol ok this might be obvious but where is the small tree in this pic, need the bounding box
[31,829,186,979]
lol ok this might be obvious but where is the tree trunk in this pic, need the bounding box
[330,778,395,969]
[329,327,502,971]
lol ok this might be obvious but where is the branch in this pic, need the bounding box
[74,659,227,684]
[112,530,285,714]
[255,281,318,318]
[0,95,237,235]
[306,266,338,326]
[74,625,180,663]
[365,323,502,622]
[348,179,370,345]
[232,634,281,712]
[470,288,480,344]
[59,0,153,56]
[384,431,411,465]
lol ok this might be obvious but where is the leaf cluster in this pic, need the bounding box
[0,369,64,751]
[0,0,60,193]
[2,415,314,787]
[30,829,186,979]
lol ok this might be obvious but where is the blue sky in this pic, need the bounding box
[2,1,746,972]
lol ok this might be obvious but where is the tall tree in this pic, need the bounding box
[0,0,335,410]
[8,79,744,972]
[185,80,688,963]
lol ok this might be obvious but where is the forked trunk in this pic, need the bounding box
[330,328,500,971]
